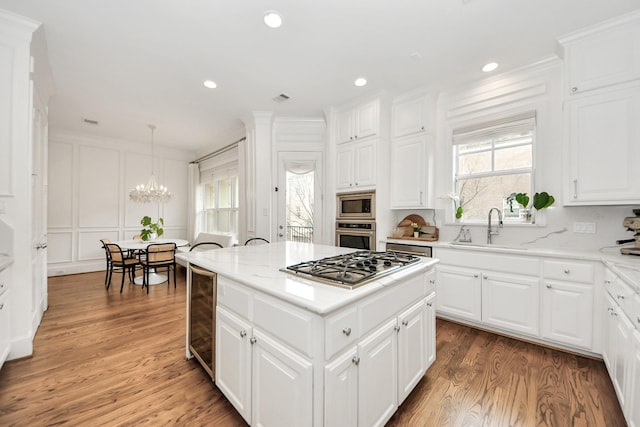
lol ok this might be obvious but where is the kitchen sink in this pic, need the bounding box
[448,242,528,251]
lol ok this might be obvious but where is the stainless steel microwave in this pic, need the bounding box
[336,191,375,220]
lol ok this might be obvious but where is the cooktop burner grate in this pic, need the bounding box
[283,250,421,289]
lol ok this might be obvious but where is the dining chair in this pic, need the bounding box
[104,243,141,293]
[244,237,270,246]
[99,239,112,287]
[141,243,177,293]
[189,242,223,252]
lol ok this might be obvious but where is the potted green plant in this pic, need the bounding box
[140,216,164,241]
[506,192,555,223]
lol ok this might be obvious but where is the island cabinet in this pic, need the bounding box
[0,265,10,369]
[207,263,436,427]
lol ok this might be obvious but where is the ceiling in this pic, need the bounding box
[0,0,638,155]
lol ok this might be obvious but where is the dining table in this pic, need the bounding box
[116,238,189,285]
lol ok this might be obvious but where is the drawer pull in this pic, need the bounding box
[352,356,360,365]
[250,337,257,345]
[482,275,488,280]
[402,320,409,327]
[604,280,611,285]
[564,269,570,274]
[342,327,352,336]
[239,330,247,338]
[546,283,552,289]
[0,303,3,310]
[617,294,625,300]
[0,283,4,289]
[473,274,479,278]
[394,325,401,332]
[427,302,433,307]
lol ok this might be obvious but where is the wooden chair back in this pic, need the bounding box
[146,243,176,264]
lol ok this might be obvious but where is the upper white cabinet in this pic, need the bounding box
[336,138,377,190]
[560,12,640,95]
[337,99,379,144]
[392,94,432,138]
[560,11,640,206]
[563,84,640,205]
[390,92,435,209]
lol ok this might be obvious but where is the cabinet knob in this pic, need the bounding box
[637,316,640,325]
[342,327,352,336]
[420,126,424,130]
[352,355,360,365]
[482,275,488,280]
[250,337,257,344]
[0,303,3,310]
[402,320,409,327]
[429,279,435,284]
[0,283,4,289]
[473,274,479,278]
[564,269,570,274]
[427,302,433,307]
[546,283,552,289]
[240,330,247,338]
[617,294,625,300]
[394,325,401,332]
[571,87,578,93]
[604,280,611,285]
[354,182,358,186]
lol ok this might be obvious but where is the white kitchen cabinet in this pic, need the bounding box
[251,330,313,427]
[391,94,432,138]
[542,280,594,350]
[424,293,436,369]
[390,134,430,209]
[336,138,377,190]
[482,272,540,336]
[324,348,359,427]
[358,318,398,427]
[604,293,634,410]
[216,306,253,423]
[563,84,640,205]
[541,259,595,350]
[436,265,482,322]
[398,299,426,403]
[629,329,640,427]
[560,12,640,95]
[337,100,379,144]
[0,289,9,369]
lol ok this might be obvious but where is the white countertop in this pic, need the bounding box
[177,242,438,315]
[0,254,13,271]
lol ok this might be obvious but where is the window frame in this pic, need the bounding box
[452,112,536,224]
[199,164,239,238]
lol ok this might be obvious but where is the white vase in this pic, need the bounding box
[413,231,419,238]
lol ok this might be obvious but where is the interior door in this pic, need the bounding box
[275,152,323,243]
[31,86,48,318]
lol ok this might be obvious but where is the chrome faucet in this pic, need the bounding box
[487,207,503,244]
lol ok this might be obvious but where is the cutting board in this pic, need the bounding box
[391,214,439,240]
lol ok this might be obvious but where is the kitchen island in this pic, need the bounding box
[177,242,438,427]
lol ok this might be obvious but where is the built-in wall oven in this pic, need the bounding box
[336,220,376,251]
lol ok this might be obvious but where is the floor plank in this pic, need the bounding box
[0,271,627,426]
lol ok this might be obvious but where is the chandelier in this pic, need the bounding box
[129,124,171,203]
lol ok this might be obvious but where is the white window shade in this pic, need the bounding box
[452,112,536,145]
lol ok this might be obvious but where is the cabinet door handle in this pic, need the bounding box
[352,356,360,365]
[637,316,640,325]
[420,125,424,130]
[342,327,352,336]
[546,283,552,289]
[573,179,578,199]
[617,294,625,300]
[604,280,611,285]
[564,269,570,274]
[402,320,409,327]
[394,325,401,332]
[482,275,488,280]
[427,302,433,307]
[572,87,578,93]
[0,283,4,289]
[250,337,257,345]
[419,191,423,204]
[0,303,3,310]
[473,274,479,278]
[240,330,247,338]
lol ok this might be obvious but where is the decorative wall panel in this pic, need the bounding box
[78,146,119,228]
[0,43,14,196]
[48,141,73,228]
[79,230,118,261]
[47,232,72,263]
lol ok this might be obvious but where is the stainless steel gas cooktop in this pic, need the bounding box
[282,250,421,289]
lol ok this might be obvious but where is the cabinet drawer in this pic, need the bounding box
[543,260,594,283]
[253,293,314,358]
[217,276,251,319]
[359,271,424,334]
[325,306,359,360]
[435,248,539,276]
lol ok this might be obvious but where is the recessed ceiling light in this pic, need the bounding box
[354,77,367,87]
[203,80,217,89]
[482,62,499,72]
[264,11,283,28]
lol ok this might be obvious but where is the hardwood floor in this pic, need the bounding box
[0,271,626,426]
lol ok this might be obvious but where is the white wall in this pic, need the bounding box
[388,58,638,253]
[47,131,194,276]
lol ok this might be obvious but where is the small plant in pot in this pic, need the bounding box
[140,216,164,241]
[506,192,555,222]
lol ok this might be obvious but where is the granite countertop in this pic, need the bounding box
[177,242,438,315]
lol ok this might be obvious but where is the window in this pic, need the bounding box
[199,163,238,237]
[452,112,535,222]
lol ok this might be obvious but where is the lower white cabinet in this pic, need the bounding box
[325,295,435,427]
[251,330,313,427]
[0,289,9,369]
[482,273,539,336]
[541,280,594,349]
[604,293,634,414]
[629,329,640,427]
[216,306,313,426]
[436,266,481,322]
